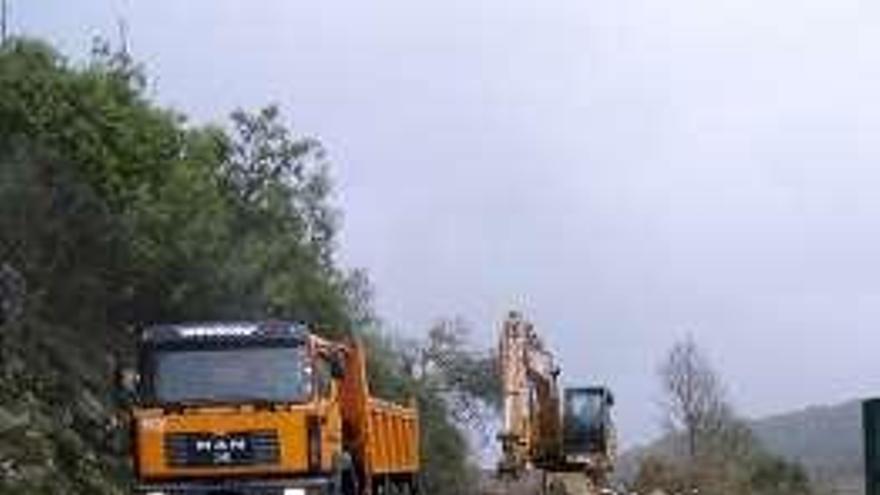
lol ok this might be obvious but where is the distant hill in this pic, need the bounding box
[750,400,864,495]
[620,399,866,495]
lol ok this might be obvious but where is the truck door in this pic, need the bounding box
[316,353,343,471]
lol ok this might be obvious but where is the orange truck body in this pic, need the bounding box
[128,322,419,495]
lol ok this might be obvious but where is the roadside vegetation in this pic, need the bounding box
[0,37,496,495]
[630,336,816,495]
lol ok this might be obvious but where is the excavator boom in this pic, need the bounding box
[498,312,561,474]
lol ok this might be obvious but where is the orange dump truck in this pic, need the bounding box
[123,322,419,495]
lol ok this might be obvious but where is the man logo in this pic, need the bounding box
[181,433,261,466]
[195,438,247,451]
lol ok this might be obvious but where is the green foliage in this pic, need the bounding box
[0,140,125,328]
[749,453,813,495]
[0,36,487,495]
[633,446,815,495]
[421,318,501,410]
[359,320,500,495]
[413,319,499,494]
[635,337,816,495]
[417,386,479,495]
[362,329,414,401]
[0,40,482,494]
[631,454,689,495]
[0,37,351,328]
[0,38,174,208]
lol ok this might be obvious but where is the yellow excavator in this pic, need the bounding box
[497,311,616,495]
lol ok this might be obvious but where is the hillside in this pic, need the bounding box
[750,400,864,494]
[621,400,866,494]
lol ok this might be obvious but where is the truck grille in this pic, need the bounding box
[164,430,280,467]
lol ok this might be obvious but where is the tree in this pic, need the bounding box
[415,318,500,433]
[651,336,816,495]
[659,335,730,462]
[0,37,379,494]
[0,36,498,495]
[359,318,501,495]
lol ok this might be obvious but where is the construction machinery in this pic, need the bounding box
[497,312,615,495]
[120,321,419,495]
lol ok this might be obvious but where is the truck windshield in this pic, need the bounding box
[150,345,311,404]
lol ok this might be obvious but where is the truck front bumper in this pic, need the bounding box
[134,476,331,495]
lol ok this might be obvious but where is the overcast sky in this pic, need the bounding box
[16,0,880,446]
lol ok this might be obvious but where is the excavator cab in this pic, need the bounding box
[561,387,614,459]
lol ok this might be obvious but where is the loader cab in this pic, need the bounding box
[562,386,614,457]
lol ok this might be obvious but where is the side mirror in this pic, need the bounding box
[114,367,140,407]
[330,353,346,379]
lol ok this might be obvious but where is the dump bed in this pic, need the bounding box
[339,340,421,482]
[366,398,419,474]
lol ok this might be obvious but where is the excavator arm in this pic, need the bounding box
[498,311,562,475]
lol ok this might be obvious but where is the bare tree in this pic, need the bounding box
[654,337,816,495]
[658,335,729,462]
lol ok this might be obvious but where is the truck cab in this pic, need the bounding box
[125,321,419,495]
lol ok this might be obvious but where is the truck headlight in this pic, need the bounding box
[283,489,305,495]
